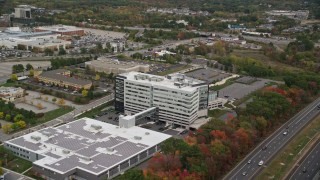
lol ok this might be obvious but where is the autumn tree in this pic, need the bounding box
[82,89,88,97]
[2,123,12,134]
[95,74,100,81]
[16,120,26,129]
[36,103,44,110]
[57,98,66,106]
[10,74,18,81]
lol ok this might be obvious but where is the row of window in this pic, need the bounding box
[6,144,30,154]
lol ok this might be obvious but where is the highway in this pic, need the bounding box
[287,140,320,180]
[223,98,320,180]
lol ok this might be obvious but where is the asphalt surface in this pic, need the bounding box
[287,140,320,180]
[223,98,320,180]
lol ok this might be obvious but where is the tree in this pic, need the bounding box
[0,112,4,119]
[5,114,11,121]
[26,63,34,71]
[16,120,26,129]
[185,58,192,64]
[36,103,43,110]
[0,161,3,176]
[82,89,88,97]
[10,74,18,81]
[95,74,100,81]
[117,169,144,180]
[44,48,54,56]
[57,98,65,106]
[52,98,57,103]
[2,123,12,134]
[29,69,34,77]
[58,48,67,55]
[14,114,24,122]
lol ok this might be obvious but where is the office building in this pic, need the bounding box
[35,69,92,90]
[115,72,208,128]
[4,118,171,180]
[35,25,85,36]
[15,5,32,19]
[85,57,149,75]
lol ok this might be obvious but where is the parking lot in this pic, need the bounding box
[218,78,271,100]
[0,61,50,77]
[186,68,231,84]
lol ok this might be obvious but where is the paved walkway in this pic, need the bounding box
[1,93,114,141]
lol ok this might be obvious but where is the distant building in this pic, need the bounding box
[4,118,171,180]
[35,25,85,36]
[15,5,32,19]
[110,38,126,53]
[266,10,309,20]
[85,57,149,75]
[115,72,208,129]
[228,24,247,31]
[35,69,92,90]
[17,38,71,52]
[0,86,24,102]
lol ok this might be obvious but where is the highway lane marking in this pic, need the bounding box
[226,99,320,180]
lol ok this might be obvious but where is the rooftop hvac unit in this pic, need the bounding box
[145,132,150,135]
[134,136,142,140]
[107,147,114,152]
[91,124,102,130]
[31,135,41,141]
[62,149,70,154]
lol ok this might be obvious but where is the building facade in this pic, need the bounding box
[115,72,208,129]
[0,86,24,102]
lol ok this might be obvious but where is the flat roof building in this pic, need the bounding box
[18,38,71,52]
[35,69,92,90]
[85,57,149,75]
[35,25,85,36]
[115,72,208,129]
[4,118,171,180]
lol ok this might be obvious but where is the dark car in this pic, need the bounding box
[262,146,267,150]
[158,127,165,131]
[180,130,189,135]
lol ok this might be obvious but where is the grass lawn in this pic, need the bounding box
[34,106,74,125]
[0,145,32,173]
[208,109,231,118]
[257,115,320,179]
[1,82,18,87]
[157,65,191,76]
[77,101,114,119]
[25,169,46,180]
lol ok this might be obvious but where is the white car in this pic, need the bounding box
[258,160,264,166]
[283,131,288,135]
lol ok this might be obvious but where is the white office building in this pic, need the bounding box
[115,72,208,129]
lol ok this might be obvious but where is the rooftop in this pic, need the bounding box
[120,72,206,91]
[86,57,149,69]
[6,118,171,175]
[39,69,91,86]
[36,25,84,33]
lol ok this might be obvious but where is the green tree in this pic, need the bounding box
[44,48,54,56]
[58,48,67,55]
[26,63,33,71]
[14,114,24,122]
[16,120,26,129]
[5,114,11,121]
[0,112,4,119]
[29,69,34,77]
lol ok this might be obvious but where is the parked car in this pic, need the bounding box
[258,160,264,166]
